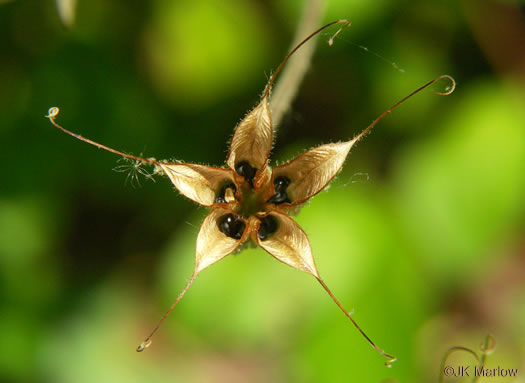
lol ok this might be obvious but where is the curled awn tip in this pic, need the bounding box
[431,75,456,96]
[136,339,152,352]
[46,107,60,119]
[385,355,397,368]
[328,20,351,46]
[480,333,496,355]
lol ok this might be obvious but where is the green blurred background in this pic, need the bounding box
[1,0,524,382]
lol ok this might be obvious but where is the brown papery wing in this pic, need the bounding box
[256,211,319,277]
[226,96,273,187]
[272,141,354,205]
[194,208,246,274]
[158,163,234,207]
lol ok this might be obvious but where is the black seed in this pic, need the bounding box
[235,161,257,184]
[215,183,236,204]
[274,176,290,192]
[257,215,278,240]
[218,213,246,240]
[267,176,291,205]
[267,191,290,204]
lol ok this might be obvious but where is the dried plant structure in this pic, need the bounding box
[46,20,455,366]
[438,334,496,383]
[113,157,156,188]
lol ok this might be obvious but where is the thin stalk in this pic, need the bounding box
[46,107,160,166]
[353,75,456,144]
[136,273,198,352]
[263,20,350,99]
[316,276,396,367]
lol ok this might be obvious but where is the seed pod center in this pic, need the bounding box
[215,183,237,204]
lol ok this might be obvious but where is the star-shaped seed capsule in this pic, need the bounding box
[46,20,454,366]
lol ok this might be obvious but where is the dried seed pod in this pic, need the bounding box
[46,19,455,366]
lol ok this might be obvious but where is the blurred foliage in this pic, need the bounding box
[0,0,524,382]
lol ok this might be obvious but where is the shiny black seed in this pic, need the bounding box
[267,191,290,204]
[218,213,246,240]
[267,176,291,204]
[235,161,257,184]
[257,215,278,240]
[215,183,237,204]
[274,176,290,192]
